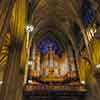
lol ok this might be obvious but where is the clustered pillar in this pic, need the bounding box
[0,39,24,100]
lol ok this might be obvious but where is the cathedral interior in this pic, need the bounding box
[0,0,100,100]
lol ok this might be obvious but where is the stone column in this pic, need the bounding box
[0,40,24,100]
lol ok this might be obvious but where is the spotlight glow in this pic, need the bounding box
[0,81,3,84]
[28,80,33,84]
[26,25,34,33]
[81,81,86,85]
[96,64,100,69]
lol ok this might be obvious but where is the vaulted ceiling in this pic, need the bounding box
[0,0,100,82]
[0,0,100,50]
[31,0,82,48]
[28,0,100,51]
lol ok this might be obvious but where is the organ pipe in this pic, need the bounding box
[27,44,78,82]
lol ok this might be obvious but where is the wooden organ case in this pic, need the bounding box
[23,44,87,100]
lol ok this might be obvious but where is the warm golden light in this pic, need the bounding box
[26,44,78,83]
[96,64,100,69]
[81,81,86,85]
[86,26,97,42]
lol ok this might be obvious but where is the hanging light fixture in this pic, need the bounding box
[26,25,34,33]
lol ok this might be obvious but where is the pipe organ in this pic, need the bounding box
[27,45,78,83]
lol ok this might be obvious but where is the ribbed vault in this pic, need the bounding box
[31,0,83,54]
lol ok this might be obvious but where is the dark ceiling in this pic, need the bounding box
[27,0,100,53]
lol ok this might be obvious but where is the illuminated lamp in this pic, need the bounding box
[25,24,34,49]
[28,80,33,84]
[96,64,100,69]
[28,61,33,66]
[0,81,3,85]
[26,24,34,33]
[81,81,86,85]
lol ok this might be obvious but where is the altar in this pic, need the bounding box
[23,81,87,100]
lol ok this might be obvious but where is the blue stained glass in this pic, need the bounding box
[82,2,95,25]
[37,37,61,55]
